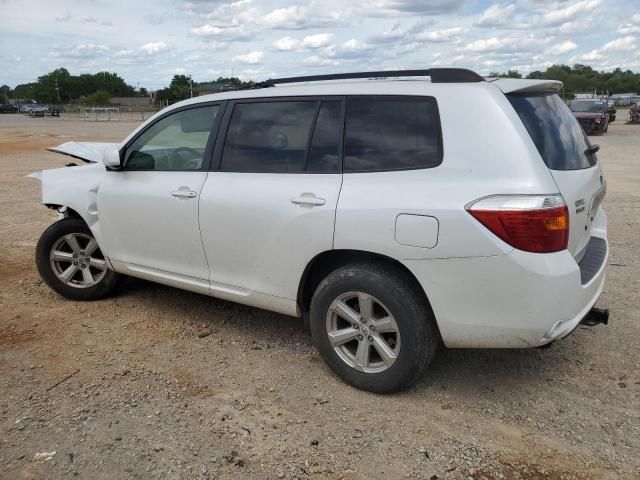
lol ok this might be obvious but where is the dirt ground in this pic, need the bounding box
[0,113,638,480]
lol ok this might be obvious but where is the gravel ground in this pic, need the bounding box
[0,114,638,480]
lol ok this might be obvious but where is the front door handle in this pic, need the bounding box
[291,194,326,206]
[171,190,197,199]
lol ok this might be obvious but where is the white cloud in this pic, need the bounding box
[140,42,169,55]
[601,35,637,52]
[303,55,340,66]
[273,33,335,51]
[574,35,638,62]
[302,33,334,49]
[475,4,516,27]
[618,14,640,33]
[341,39,373,53]
[232,51,264,64]
[465,37,514,53]
[538,0,601,27]
[3,0,640,90]
[548,40,578,55]
[190,24,251,41]
[48,43,110,59]
[262,4,343,29]
[576,50,602,61]
[416,27,466,43]
[273,36,299,51]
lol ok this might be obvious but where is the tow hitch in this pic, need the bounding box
[581,307,609,327]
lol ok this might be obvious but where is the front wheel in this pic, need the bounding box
[310,263,439,393]
[36,217,121,301]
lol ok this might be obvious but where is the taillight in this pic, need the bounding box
[466,195,569,253]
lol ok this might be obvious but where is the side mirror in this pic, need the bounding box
[102,145,121,169]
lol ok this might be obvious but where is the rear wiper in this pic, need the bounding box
[585,144,600,155]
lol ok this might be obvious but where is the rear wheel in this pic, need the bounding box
[310,263,439,393]
[36,217,121,301]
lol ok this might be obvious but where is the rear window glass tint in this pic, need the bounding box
[306,101,341,172]
[221,101,316,173]
[344,97,442,172]
[507,93,597,170]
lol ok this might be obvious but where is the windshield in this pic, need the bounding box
[507,93,597,170]
[569,101,605,113]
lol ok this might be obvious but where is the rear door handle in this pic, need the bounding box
[291,194,326,206]
[171,190,197,199]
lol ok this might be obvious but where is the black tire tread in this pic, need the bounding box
[310,261,439,393]
[36,217,121,301]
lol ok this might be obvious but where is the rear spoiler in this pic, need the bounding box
[490,78,563,94]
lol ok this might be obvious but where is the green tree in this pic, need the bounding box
[85,90,111,106]
[1,84,12,102]
[488,70,522,79]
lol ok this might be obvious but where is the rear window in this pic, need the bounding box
[507,93,597,170]
[344,96,442,172]
[221,101,317,173]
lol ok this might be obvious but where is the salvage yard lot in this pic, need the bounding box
[0,114,638,479]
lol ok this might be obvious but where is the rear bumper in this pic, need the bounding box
[403,214,608,348]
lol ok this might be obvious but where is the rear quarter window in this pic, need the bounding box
[344,96,442,172]
[507,93,597,170]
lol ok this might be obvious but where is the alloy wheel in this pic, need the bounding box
[326,291,401,373]
[49,233,107,288]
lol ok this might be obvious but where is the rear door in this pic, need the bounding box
[506,92,605,257]
[199,97,344,300]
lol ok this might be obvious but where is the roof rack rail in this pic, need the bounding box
[257,68,484,87]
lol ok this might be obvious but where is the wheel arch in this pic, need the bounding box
[297,249,436,320]
[45,204,83,219]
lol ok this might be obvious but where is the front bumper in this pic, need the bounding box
[578,118,606,133]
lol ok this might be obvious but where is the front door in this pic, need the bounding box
[98,104,222,282]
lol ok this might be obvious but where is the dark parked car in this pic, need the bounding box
[49,105,65,117]
[606,100,616,122]
[568,100,609,135]
[0,103,18,113]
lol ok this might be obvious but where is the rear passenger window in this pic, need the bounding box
[221,101,317,173]
[306,101,341,172]
[344,97,442,172]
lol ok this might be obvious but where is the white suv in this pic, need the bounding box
[33,68,609,393]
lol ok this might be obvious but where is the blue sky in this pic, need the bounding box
[1,0,639,90]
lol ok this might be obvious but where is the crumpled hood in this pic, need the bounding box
[47,142,119,163]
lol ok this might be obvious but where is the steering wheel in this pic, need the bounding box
[170,147,202,170]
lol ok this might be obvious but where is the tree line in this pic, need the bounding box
[3,68,139,104]
[1,69,256,106]
[3,64,639,106]
[489,64,640,96]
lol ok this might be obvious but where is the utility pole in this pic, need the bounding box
[189,76,193,98]
[55,78,61,103]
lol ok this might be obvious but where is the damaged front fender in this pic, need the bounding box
[29,162,108,247]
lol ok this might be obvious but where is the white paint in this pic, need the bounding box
[33,77,608,349]
[394,214,439,248]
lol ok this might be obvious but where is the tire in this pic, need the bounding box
[309,263,439,393]
[36,217,121,301]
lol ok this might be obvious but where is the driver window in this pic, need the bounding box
[125,105,219,171]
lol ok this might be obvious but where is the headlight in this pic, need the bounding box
[595,118,601,123]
